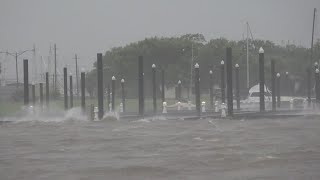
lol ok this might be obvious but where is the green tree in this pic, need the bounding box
[87,34,312,97]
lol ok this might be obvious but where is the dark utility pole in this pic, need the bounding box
[97,53,104,119]
[45,72,49,108]
[81,71,86,113]
[69,74,73,108]
[52,74,55,94]
[152,64,157,114]
[259,47,265,112]
[194,63,200,117]
[271,60,276,111]
[63,67,68,110]
[220,60,225,103]
[138,56,144,116]
[40,83,44,110]
[226,47,233,116]
[32,84,36,106]
[23,59,29,105]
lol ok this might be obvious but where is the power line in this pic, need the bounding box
[0,47,35,88]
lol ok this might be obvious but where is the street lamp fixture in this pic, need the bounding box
[259,47,264,54]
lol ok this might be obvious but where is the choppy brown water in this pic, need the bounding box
[0,114,320,180]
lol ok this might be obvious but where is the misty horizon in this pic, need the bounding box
[0,0,319,81]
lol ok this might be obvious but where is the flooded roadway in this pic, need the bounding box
[0,112,320,180]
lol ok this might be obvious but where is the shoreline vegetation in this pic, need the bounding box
[86,34,320,98]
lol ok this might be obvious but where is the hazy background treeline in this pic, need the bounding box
[86,34,320,98]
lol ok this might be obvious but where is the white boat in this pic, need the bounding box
[241,84,272,110]
[241,84,306,110]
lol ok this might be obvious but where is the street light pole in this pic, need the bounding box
[189,44,194,100]
[1,47,35,88]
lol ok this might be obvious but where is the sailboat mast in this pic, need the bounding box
[246,22,250,89]
[310,8,316,66]
[307,8,316,105]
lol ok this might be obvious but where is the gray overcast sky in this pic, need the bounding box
[0,0,319,82]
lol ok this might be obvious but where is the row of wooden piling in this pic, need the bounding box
[22,59,86,113]
[21,45,308,119]
[92,47,235,118]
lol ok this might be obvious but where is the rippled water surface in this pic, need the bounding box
[0,115,320,180]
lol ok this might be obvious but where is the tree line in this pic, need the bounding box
[86,34,320,98]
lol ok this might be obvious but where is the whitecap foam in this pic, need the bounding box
[151,116,167,121]
[99,112,119,121]
[132,118,151,123]
[64,107,88,121]
[4,106,89,123]
[256,155,279,161]
[112,125,144,132]
[193,137,203,141]
[205,138,220,142]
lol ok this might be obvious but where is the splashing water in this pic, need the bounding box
[1,106,89,123]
